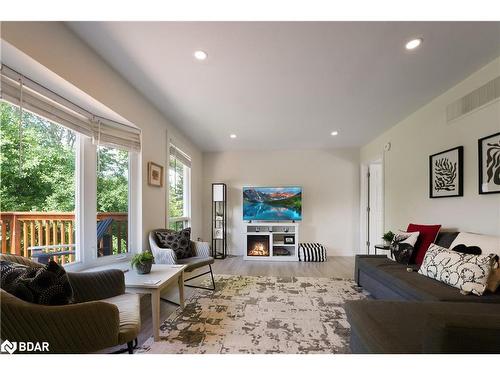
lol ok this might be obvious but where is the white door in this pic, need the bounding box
[368,162,383,254]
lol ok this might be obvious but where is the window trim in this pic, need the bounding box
[168,144,192,230]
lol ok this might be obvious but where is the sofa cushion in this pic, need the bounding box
[102,293,141,343]
[345,300,500,353]
[418,243,498,296]
[356,255,500,303]
[0,260,73,305]
[407,223,441,265]
[435,232,459,249]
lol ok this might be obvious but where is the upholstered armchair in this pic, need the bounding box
[149,229,215,290]
[0,254,141,354]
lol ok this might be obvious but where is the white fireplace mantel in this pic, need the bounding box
[243,222,299,261]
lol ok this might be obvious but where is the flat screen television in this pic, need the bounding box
[243,186,302,221]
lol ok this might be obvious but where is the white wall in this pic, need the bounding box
[1,22,204,248]
[361,56,500,236]
[203,149,360,256]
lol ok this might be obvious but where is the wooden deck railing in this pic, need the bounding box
[0,212,128,264]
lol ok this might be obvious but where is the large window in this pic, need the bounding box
[0,102,77,265]
[168,145,191,231]
[1,65,141,270]
[96,146,129,257]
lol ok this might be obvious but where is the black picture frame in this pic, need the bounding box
[429,146,463,198]
[478,132,500,195]
[284,235,295,244]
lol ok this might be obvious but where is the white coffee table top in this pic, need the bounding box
[84,261,186,289]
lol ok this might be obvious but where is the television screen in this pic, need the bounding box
[243,186,302,221]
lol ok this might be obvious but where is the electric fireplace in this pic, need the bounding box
[247,235,270,256]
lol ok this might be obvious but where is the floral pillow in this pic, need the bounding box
[418,243,499,296]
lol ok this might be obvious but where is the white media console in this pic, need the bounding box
[244,222,299,261]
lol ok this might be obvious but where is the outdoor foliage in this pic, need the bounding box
[0,102,129,213]
[0,102,76,212]
[168,154,185,220]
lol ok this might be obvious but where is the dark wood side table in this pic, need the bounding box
[374,244,392,258]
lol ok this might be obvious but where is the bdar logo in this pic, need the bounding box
[1,340,17,354]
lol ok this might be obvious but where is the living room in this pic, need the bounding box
[1,1,500,374]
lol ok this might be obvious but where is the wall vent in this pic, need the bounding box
[446,76,500,123]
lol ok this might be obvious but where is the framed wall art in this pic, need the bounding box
[429,146,463,198]
[478,132,500,194]
[147,161,164,187]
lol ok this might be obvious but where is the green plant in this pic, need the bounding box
[130,251,154,268]
[382,231,395,243]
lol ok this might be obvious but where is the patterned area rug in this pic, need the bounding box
[139,275,368,354]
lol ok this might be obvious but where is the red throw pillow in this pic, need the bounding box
[407,223,442,265]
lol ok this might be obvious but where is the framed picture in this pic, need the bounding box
[284,235,295,244]
[478,132,500,194]
[147,162,164,187]
[429,146,463,198]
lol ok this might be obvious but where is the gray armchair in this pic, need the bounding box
[149,229,215,291]
[0,254,140,354]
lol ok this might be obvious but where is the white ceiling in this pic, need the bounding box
[67,22,500,152]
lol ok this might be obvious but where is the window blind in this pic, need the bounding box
[170,144,191,168]
[0,64,141,152]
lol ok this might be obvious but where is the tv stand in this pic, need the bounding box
[244,222,299,261]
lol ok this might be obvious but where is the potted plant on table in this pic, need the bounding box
[131,251,155,274]
[382,231,395,246]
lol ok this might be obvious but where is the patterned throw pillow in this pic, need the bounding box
[390,231,420,265]
[418,243,499,296]
[0,260,73,305]
[155,227,194,259]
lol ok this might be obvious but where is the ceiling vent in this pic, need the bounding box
[446,76,500,123]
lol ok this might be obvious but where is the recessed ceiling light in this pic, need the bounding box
[194,50,208,60]
[405,38,423,50]
[330,131,339,136]
[230,134,237,139]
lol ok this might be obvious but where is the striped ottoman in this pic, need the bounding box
[298,243,327,262]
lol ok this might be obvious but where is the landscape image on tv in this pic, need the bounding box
[243,186,302,221]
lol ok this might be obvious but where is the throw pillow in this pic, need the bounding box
[0,260,73,305]
[452,244,482,255]
[155,227,194,259]
[407,223,442,265]
[390,231,420,265]
[448,232,500,294]
[418,243,498,296]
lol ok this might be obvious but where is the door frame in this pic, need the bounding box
[359,156,385,254]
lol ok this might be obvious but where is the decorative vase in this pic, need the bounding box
[135,261,153,274]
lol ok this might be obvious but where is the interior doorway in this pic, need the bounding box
[360,158,384,254]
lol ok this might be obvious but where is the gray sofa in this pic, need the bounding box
[346,232,500,353]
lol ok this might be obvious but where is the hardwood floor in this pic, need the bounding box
[105,256,355,353]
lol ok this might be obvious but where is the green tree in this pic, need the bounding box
[1,102,129,214]
[168,155,185,220]
[0,102,76,212]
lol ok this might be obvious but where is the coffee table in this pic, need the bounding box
[124,264,186,341]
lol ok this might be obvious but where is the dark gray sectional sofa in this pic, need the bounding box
[346,232,500,354]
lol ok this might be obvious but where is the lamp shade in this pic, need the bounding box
[213,184,225,202]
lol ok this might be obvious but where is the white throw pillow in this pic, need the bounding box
[418,243,498,296]
[450,232,500,293]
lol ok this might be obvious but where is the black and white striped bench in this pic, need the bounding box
[298,243,327,262]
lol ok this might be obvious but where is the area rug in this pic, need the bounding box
[138,275,368,354]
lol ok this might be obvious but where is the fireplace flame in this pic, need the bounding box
[248,242,269,256]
